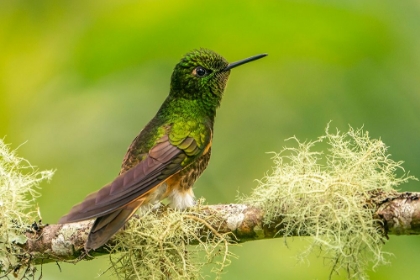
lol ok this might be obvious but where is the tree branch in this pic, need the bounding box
[20,191,420,265]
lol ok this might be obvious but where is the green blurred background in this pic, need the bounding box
[1,0,420,279]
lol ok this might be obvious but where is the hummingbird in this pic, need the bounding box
[59,49,267,251]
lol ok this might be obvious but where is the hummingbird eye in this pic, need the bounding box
[193,66,210,77]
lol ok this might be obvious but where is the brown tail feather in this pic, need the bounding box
[85,199,144,251]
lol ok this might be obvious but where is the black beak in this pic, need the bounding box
[223,53,267,71]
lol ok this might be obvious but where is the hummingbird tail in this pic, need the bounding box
[85,199,144,251]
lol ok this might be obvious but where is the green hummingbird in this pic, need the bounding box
[59,49,267,251]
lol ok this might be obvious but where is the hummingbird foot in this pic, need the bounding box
[138,201,162,214]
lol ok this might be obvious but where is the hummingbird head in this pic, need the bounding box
[170,49,230,101]
[169,49,267,108]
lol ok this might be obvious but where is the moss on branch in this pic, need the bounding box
[1,125,419,279]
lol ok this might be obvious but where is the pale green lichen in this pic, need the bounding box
[0,139,54,278]
[242,125,415,279]
[107,199,233,280]
[253,224,265,240]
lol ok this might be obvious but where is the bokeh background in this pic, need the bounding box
[1,0,420,279]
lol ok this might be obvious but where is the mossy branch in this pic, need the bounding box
[19,193,420,265]
[2,125,419,279]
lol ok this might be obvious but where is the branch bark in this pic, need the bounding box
[21,191,420,265]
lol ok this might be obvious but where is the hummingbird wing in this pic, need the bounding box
[58,133,203,224]
[85,198,145,250]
